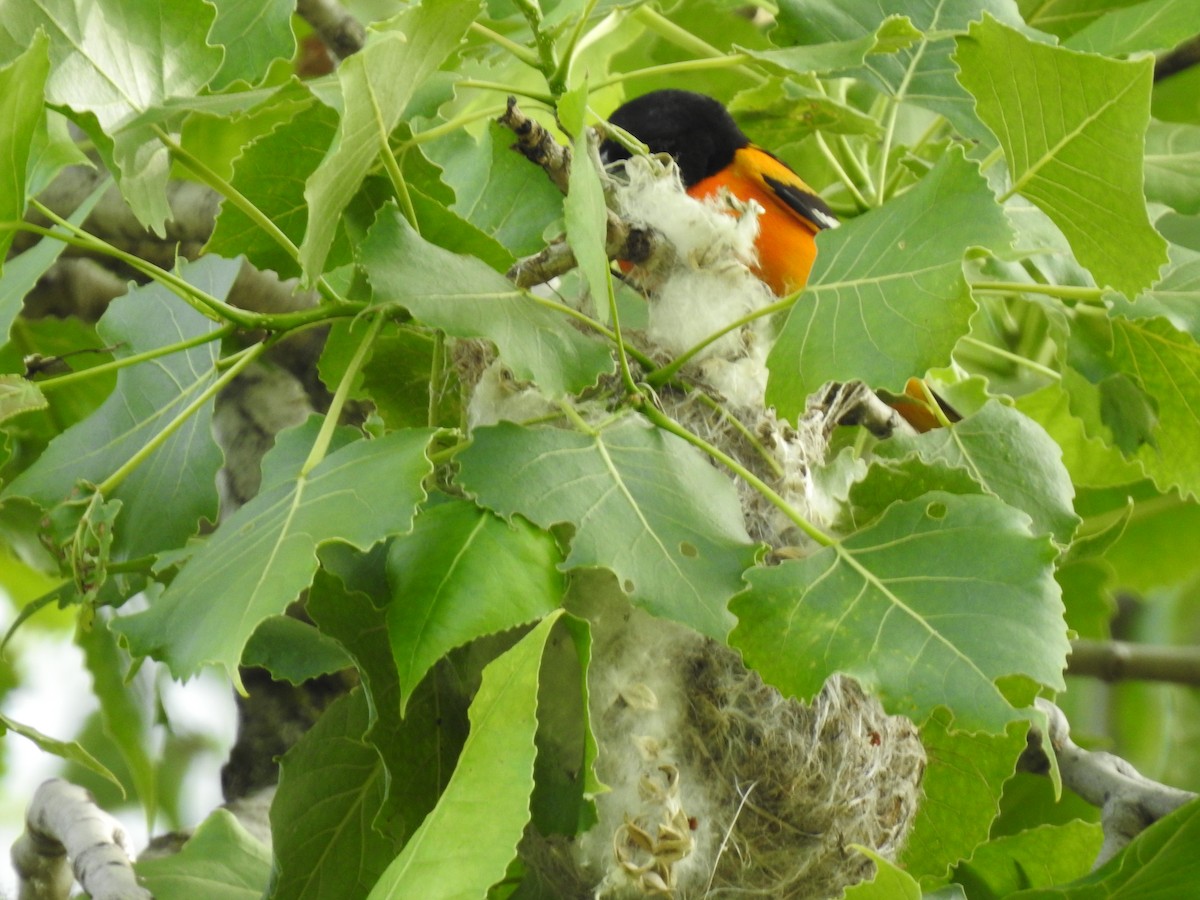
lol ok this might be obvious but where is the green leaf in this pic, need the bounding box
[1016,0,1134,39]
[457,420,759,640]
[731,492,1068,733]
[408,184,515,274]
[3,256,237,561]
[0,31,49,264]
[1014,385,1147,490]
[1108,310,1200,499]
[241,615,353,685]
[776,0,1026,141]
[77,614,157,820]
[740,14,920,76]
[766,148,1012,416]
[955,15,1167,296]
[901,710,1028,884]
[841,849,922,899]
[420,122,565,258]
[207,85,340,280]
[561,83,613,324]
[271,689,402,899]
[1062,0,1200,55]
[0,376,46,424]
[1145,120,1200,216]
[207,0,295,90]
[842,455,985,529]
[951,820,1102,897]
[386,499,563,714]
[367,612,561,899]
[300,0,479,279]
[876,401,1080,545]
[137,809,272,900]
[0,0,223,233]
[307,567,470,848]
[0,175,108,340]
[1130,242,1200,339]
[0,711,121,790]
[1010,798,1200,898]
[360,207,612,397]
[114,424,435,686]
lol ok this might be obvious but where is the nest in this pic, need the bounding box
[466,151,926,897]
[555,599,925,899]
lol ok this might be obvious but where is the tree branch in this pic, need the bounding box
[12,779,152,900]
[1019,700,1197,867]
[1068,639,1200,686]
[1155,33,1200,83]
[295,0,365,60]
[497,96,661,288]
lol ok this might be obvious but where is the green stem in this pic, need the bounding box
[301,314,383,476]
[978,146,1005,174]
[20,212,255,328]
[593,54,753,93]
[972,281,1108,303]
[457,79,556,105]
[35,324,236,393]
[640,403,832,547]
[380,135,418,230]
[558,398,599,435]
[511,0,560,87]
[647,295,794,386]
[428,330,445,428]
[605,266,639,396]
[405,105,508,147]
[633,7,765,85]
[96,342,266,496]
[812,131,869,210]
[469,21,542,68]
[958,336,1061,380]
[525,292,656,369]
[693,392,784,479]
[551,0,602,93]
[874,100,901,207]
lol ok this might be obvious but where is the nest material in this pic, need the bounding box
[567,599,925,899]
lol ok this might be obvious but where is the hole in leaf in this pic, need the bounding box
[623,579,635,594]
[926,501,947,520]
[680,541,698,558]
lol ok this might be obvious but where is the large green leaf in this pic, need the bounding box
[386,499,564,714]
[137,809,272,900]
[0,32,48,265]
[206,85,339,280]
[1062,0,1200,55]
[271,689,401,899]
[1145,120,1200,216]
[0,0,223,232]
[457,420,759,640]
[0,176,108,340]
[360,208,613,397]
[1017,0,1141,39]
[308,567,469,847]
[1010,799,1200,898]
[419,122,565,259]
[207,0,295,90]
[114,423,435,686]
[367,612,560,899]
[299,0,479,279]
[730,492,1068,733]
[955,15,1166,296]
[776,0,1026,141]
[842,851,923,899]
[77,615,156,821]
[1108,310,1200,499]
[740,14,920,77]
[0,711,120,790]
[3,256,237,561]
[901,710,1028,883]
[951,820,1102,898]
[876,401,1080,545]
[766,148,1012,416]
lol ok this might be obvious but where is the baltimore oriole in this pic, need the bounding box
[600,89,955,432]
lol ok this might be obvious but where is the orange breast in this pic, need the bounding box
[687,147,820,297]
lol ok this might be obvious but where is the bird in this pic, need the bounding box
[599,89,955,432]
[599,88,837,297]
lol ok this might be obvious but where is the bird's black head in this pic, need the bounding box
[600,89,750,188]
